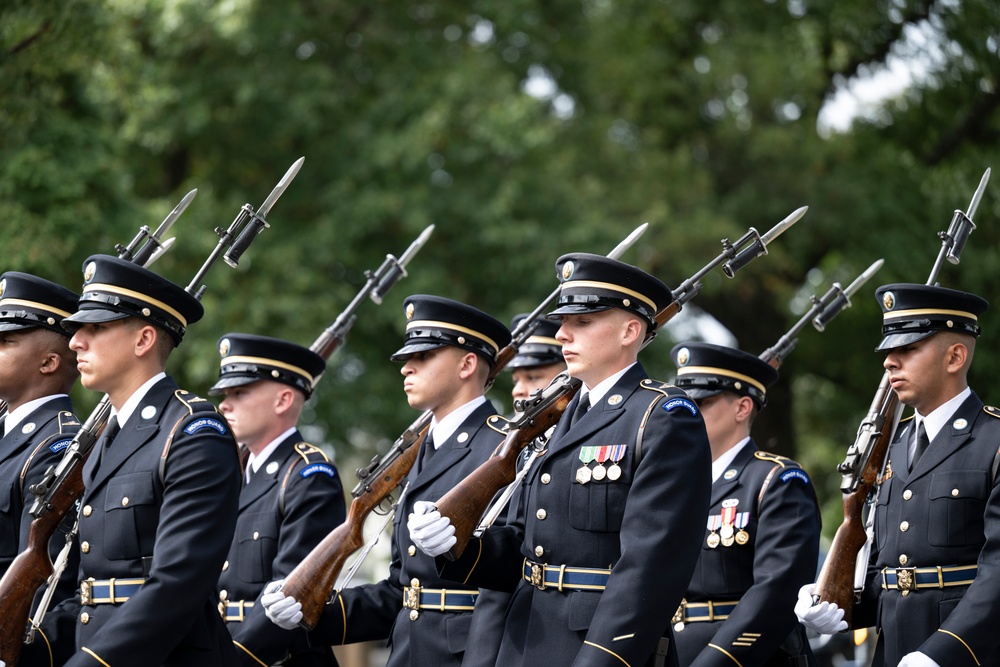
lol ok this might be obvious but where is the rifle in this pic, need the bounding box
[813,168,990,627]
[434,206,809,562]
[0,157,300,665]
[280,222,651,630]
[759,258,884,369]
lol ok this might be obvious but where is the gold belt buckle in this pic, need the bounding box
[896,567,916,596]
[404,585,420,610]
[530,563,545,590]
[80,579,94,606]
[672,599,686,628]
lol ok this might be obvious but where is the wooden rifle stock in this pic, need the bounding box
[435,380,578,560]
[281,426,423,630]
[813,370,901,627]
[0,447,90,664]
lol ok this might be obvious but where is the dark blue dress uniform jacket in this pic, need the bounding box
[674,442,820,667]
[443,364,713,667]
[222,431,346,666]
[300,400,506,667]
[64,377,242,667]
[854,391,1000,666]
[0,397,81,666]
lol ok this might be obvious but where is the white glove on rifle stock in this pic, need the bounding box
[408,500,457,557]
[794,583,848,634]
[261,579,303,630]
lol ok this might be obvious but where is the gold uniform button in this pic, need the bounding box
[952,488,960,497]
[411,578,420,587]
[534,545,544,558]
[902,490,912,500]
[536,509,547,520]
[541,473,551,484]
[408,546,416,557]
[222,561,229,571]
[899,554,909,566]
[220,589,228,601]
[121,497,129,506]
[253,531,260,541]
[900,521,909,532]
[83,505,93,517]
[409,610,419,621]
[81,541,90,554]
[80,612,90,624]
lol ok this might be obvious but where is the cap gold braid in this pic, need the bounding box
[0,298,72,318]
[675,365,767,396]
[560,279,657,313]
[405,319,500,354]
[82,283,187,326]
[883,307,978,322]
[221,355,316,384]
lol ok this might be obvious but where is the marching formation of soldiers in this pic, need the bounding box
[1,171,999,667]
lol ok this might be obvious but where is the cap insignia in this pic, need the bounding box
[562,260,575,281]
[219,338,230,357]
[608,394,623,405]
[0,279,6,297]
[84,262,97,284]
[676,347,690,366]
[883,291,895,311]
[406,303,415,320]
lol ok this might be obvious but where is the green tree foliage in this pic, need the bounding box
[3,0,999,535]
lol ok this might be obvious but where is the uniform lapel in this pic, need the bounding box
[0,396,72,466]
[407,401,499,499]
[239,432,300,510]
[908,392,983,482]
[710,442,757,506]
[545,364,646,459]
[84,378,176,500]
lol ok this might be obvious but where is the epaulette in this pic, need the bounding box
[754,451,789,468]
[56,410,81,432]
[19,411,82,488]
[984,406,1000,419]
[171,389,218,415]
[280,442,337,517]
[292,441,330,464]
[487,414,509,435]
[899,413,915,423]
[640,378,675,395]
[755,452,815,508]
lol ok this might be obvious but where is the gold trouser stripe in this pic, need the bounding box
[708,643,745,667]
[583,640,631,666]
[336,592,348,647]
[461,539,484,586]
[221,355,315,384]
[0,298,72,318]
[233,641,269,667]
[28,616,54,667]
[81,647,112,667]
[937,629,980,666]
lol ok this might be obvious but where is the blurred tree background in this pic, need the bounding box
[3,0,999,535]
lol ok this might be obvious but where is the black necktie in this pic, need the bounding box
[100,419,121,450]
[417,430,436,473]
[569,394,590,427]
[911,422,930,471]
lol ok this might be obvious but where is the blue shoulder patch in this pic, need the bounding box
[49,438,73,454]
[663,397,698,415]
[183,418,228,436]
[780,469,810,485]
[301,463,336,479]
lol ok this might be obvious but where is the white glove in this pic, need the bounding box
[261,579,302,630]
[898,652,940,667]
[407,500,457,557]
[794,583,848,634]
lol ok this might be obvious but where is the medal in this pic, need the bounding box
[607,444,626,481]
[707,532,721,548]
[721,533,735,547]
[734,511,750,545]
[706,515,721,548]
[592,446,609,481]
[577,446,596,484]
[720,499,737,547]
[735,530,749,545]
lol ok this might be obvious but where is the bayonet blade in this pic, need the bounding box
[609,223,648,260]
[760,206,808,247]
[256,157,305,220]
[152,188,197,241]
[843,258,884,299]
[398,225,435,269]
[966,168,991,220]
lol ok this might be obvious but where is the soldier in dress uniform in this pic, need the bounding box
[408,253,713,667]
[211,333,346,666]
[670,342,820,667]
[461,313,566,667]
[0,272,81,666]
[260,295,511,667]
[58,255,241,667]
[797,283,1000,667]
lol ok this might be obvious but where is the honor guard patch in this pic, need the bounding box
[301,462,336,479]
[663,397,697,415]
[49,438,73,454]
[780,469,811,485]
[183,418,227,436]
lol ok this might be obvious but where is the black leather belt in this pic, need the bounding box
[221,600,255,622]
[80,578,145,605]
[522,559,611,592]
[882,564,977,595]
